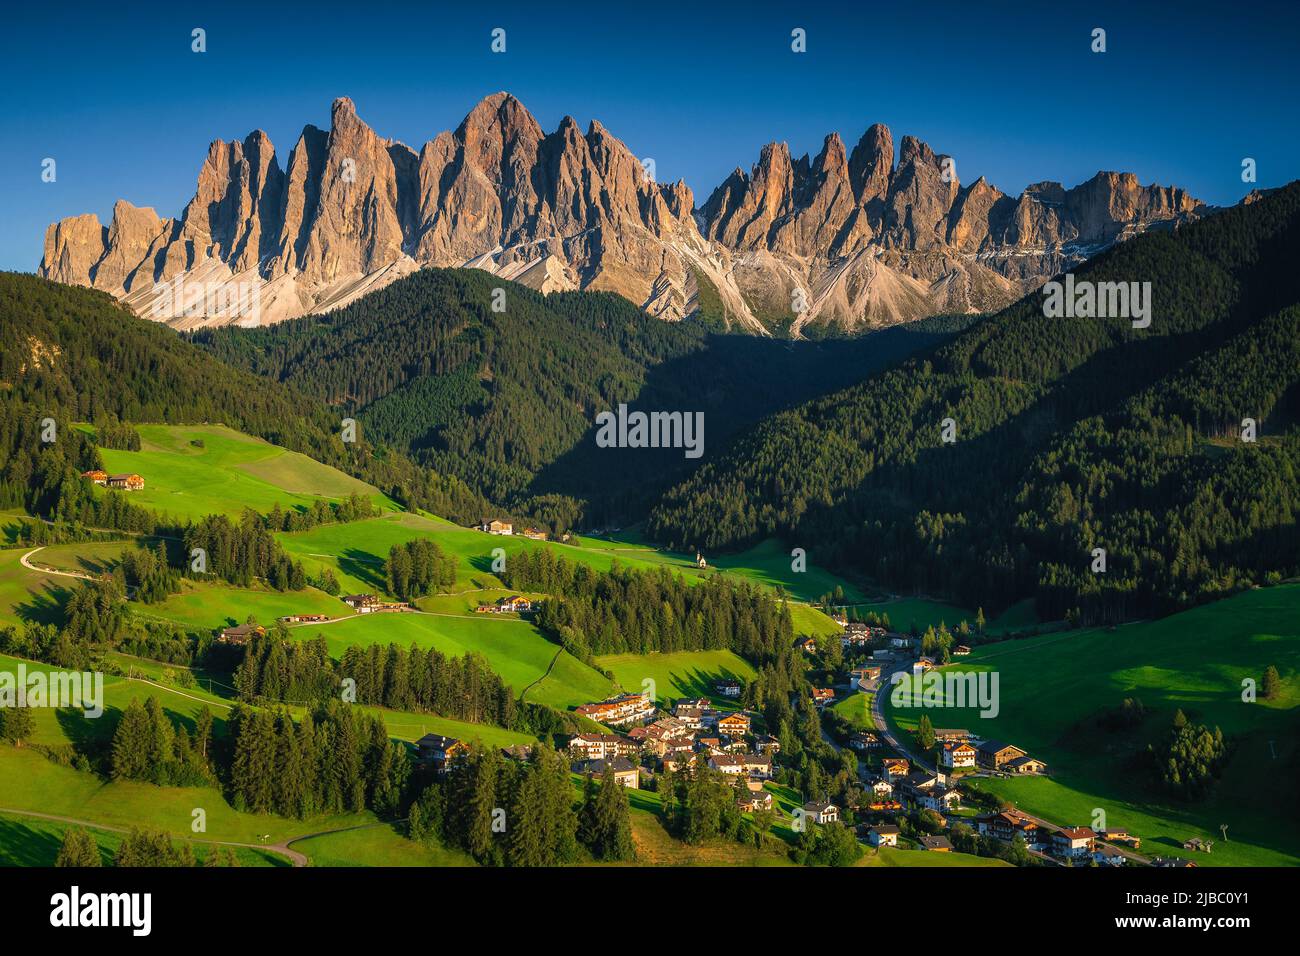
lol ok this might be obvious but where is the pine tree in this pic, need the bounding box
[581,768,635,861]
[55,828,101,867]
[110,698,151,780]
[917,714,936,752]
[0,706,34,746]
[1261,664,1281,700]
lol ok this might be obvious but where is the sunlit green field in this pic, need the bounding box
[139,580,346,632]
[0,548,70,629]
[830,691,874,730]
[0,811,284,867]
[595,650,757,705]
[883,586,1300,866]
[290,612,616,710]
[277,513,847,634]
[291,823,475,867]
[89,424,396,522]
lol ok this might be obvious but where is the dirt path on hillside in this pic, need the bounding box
[0,806,308,866]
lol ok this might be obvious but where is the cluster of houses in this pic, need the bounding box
[340,593,412,614]
[574,693,657,728]
[968,809,1142,865]
[931,730,1048,776]
[278,614,331,624]
[565,691,779,811]
[840,621,888,650]
[81,469,145,491]
[474,595,537,614]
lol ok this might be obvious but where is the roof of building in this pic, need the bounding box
[575,756,637,774]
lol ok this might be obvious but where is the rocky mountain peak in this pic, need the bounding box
[40,94,1206,336]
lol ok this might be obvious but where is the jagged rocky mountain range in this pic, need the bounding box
[41,93,1206,334]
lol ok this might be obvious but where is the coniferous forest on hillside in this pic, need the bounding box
[647,183,1300,622]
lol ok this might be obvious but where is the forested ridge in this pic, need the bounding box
[0,273,488,524]
[647,182,1300,621]
[190,268,957,526]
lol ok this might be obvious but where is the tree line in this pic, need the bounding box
[407,742,634,865]
[502,548,795,663]
[385,537,455,601]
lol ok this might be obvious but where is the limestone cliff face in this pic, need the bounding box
[40,95,1203,334]
[698,126,1204,333]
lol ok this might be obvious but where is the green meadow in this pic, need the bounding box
[290,823,475,867]
[89,423,396,522]
[277,512,846,635]
[290,612,617,711]
[0,811,283,867]
[139,580,345,632]
[882,585,1300,866]
[595,649,757,705]
[0,547,70,629]
[830,691,875,731]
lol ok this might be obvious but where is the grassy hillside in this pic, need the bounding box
[595,650,758,705]
[290,823,475,867]
[0,811,283,867]
[292,613,616,710]
[883,585,1300,866]
[90,423,397,522]
[275,511,848,634]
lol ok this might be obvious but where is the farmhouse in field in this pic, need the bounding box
[106,473,145,491]
[521,527,547,540]
[714,678,742,698]
[919,834,953,852]
[480,519,513,535]
[217,623,265,645]
[341,593,379,613]
[279,614,331,624]
[477,594,536,614]
[736,788,774,813]
[1100,829,1140,849]
[1005,755,1049,775]
[81,469,108,485]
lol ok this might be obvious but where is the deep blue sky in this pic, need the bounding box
[2,0,1296,272]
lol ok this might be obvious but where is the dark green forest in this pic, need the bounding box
[190,268,955,526]
[0,273,488,525]
[647,183,1300,621]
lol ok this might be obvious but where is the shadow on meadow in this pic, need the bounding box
[0,815,69,866]
[338,548,386,590]
[14,581,71,627]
